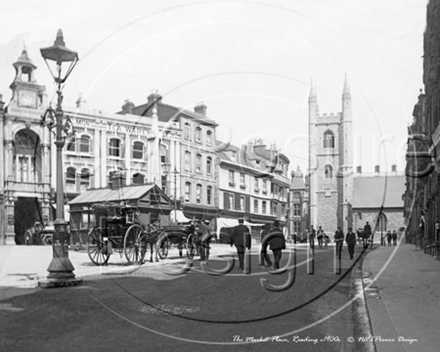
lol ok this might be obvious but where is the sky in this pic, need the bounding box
[0,0,429,175]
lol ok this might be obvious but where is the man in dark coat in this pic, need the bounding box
[268,220,286,269]
[259,224,273,267]
[363,222,372,249]
[334,227,344,258]
[231,218,251,269]
[345,227,356,259]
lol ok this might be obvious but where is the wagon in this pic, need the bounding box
[87,202,148,265]
[156,223,199,260]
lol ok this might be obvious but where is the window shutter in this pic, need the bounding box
[224,192,229,209]
[245,196,250,212]
[235,193,240,210]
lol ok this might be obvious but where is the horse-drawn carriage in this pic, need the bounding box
[86,202,210,265]
[87,202,153,265]
[156,224,199,260]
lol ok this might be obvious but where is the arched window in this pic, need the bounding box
[66,167,76,192]
[196,154,202,173]
[66,136,76,152]
[196,184,202,204]
[323,131,335,148]
[109,138,121,157]
[324,165,333,179]
[185,182,191,202]
[206,157,212,174]
[132,173,145,185]
[184,151,191,171]
[80,168,90,191]
[184,122,191,140]
[206,130,213,146]
[195,126,202,143]
[132,141,144,159]
[79,135,91,153]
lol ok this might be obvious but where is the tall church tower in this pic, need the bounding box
[308,77,353,233]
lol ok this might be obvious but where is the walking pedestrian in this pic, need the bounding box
[259,224,273,267]
[231,218,251,269]
[392,230,397,246]
[363,222,372,249]
[386,230,392,246]
[324,234,330,248]
[268,220,286,269]
[334,227,344,258]
[345,227,356,259]
[317,226,324,249]
[309,226,316,249]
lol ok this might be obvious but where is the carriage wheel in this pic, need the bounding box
[124,224,147,264]
[87,227,110,266]
[186,233,196,259]
[157,235,169,259]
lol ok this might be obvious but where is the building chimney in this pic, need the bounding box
[194,103,207,115]
[147,92,162,108]
[111,171,126,189]
[121,99,135,114]
[356,166,362,174]
[374,165,380,176]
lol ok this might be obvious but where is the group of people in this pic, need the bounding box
[384,230,398,246]
[308,225,362,260]
[229,218,286,270]
[308,225,331,249]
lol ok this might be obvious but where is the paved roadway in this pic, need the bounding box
[0,243,368,352]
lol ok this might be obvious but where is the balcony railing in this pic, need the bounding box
[5,181,51,194]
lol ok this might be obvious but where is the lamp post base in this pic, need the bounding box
[38,277,83,288]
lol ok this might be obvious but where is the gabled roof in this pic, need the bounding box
[69,184,171,205]
[119,100,218,126]
[216,141,272,174]
[351,175,405,209]
[291,166,306,190]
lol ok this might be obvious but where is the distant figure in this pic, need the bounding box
[324,234,330,248]
[268,220,286,270]
[392,230,397,246]
[231,218,251,270]
[345,227,356,260]
[259,224,273,267]
[363,222,372,249]
[309,226,316,249]
[334,227,344,258]
[386,231,392,246]
[317,226,324,249]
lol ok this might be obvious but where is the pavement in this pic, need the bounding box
[361,239,440,352]
[0,242,241,289]
[1,239,440,351]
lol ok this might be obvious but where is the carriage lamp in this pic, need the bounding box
[38,30,82,288]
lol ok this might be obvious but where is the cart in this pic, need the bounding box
[87,202,148,265]
[156,224,198,260]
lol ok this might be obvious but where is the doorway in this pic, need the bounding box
[14,197,42,244]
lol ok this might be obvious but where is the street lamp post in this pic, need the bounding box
[38,29,82,288]
[162,140,179,222]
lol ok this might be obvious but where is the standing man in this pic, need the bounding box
[345,227,356,260]
[317,226,324,249]
[231,218,251,270]
[268,220,286,269]
[392,230,397,246]
[309,225,316,249]
[259,224,273,267]
[334,227,344,258]
[363,222,372,249]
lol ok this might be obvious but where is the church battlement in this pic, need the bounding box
[317,112,342,121]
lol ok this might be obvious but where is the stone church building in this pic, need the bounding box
[308,77,405,235]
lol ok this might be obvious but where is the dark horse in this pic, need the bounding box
[144,228,162,262]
